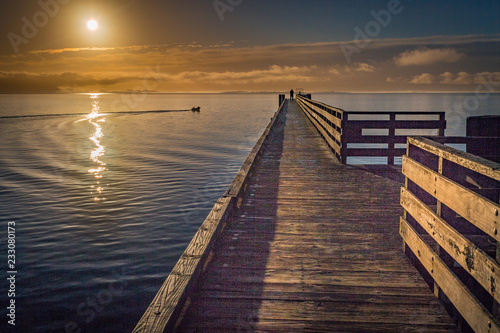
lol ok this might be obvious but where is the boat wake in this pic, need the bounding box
[0,109,193,119]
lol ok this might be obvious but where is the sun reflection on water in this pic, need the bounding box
[83,94,107,201]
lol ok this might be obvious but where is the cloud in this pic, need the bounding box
[386,76,405,83]
[0,65,318,93]
[0,34,499,93]
[409,73,437,84]
[349,62,376,73]
[439,71,472,84]
[394,48,465,66]
[328,67,341,75]
[165,65,317,85]
[439,71,500,85]
[329,62,376,76]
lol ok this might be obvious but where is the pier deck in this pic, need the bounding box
[175,101,458,332]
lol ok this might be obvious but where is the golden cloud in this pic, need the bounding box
[394,48,464,66]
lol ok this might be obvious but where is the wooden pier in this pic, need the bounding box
[134,97,500,332]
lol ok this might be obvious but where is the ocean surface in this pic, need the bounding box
[0,93,498,332]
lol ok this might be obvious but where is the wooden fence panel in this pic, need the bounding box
[401,136,500,332]
[400,218,500,333]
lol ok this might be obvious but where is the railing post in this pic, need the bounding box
[279,94,285,107]
[438,113,446,136]
[434,156,444,299]
[495,196,500,319]
[341,113,348,164]
[402,138,410,252]
[388,113,396,165]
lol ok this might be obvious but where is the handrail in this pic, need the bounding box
[296,95,446,165]
[132,99,288,332]
[400,136,500,332]
[296,95,344,161]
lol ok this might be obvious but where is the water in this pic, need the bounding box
[0,93,498,332]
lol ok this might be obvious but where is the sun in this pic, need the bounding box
[87,20,98,31]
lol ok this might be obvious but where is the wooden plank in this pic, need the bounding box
[428,136,500,147]
[297,99,342,143]
[298,98,343,128]
[408,136,500,182]
[344,148,406,157]
[180,319,457,333]
[132,196,234,333]
[342,135,408,144]
[296,97,341,138]
[402,155,500,241]
[346,111,445,116]
[400,218,500,333]
[299,102,341,156]
[297,95,345,117]
[401,186,500,301]
[347,120,445,129]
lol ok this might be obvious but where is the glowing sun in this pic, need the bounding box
[87,20,98,31]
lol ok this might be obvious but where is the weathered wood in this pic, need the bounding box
[344,147,407,157]
[401,186,500,302]
[408,136,500,181]
[400,218,500,333]
[132,196,233,333]
[347,111,445,116]
[297,98,446,165]
[341,134,409,144]
[297,97,343,129]
[298,101,339,142]
[298,100,342,156]
[402,155,500,241]
[297,95,345,119]
[346,120,445,129]
[176,100,457,332]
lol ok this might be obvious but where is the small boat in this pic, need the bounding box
[191,106,201,112]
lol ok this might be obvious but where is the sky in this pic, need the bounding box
[0,0,499,93]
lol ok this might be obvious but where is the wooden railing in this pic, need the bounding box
[296,95,344,161]
[426,136,500,163]
[400,136,500,332]
[132,98,287,332]
[296,95,446,165]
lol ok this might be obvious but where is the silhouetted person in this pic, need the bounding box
[290,89,294,100]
